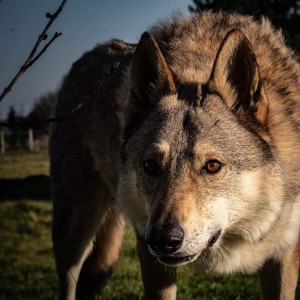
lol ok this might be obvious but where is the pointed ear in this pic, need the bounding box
[208,29,268,124]
[130,32,177,107]
[122,33,177,143]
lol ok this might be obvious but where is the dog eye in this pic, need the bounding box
[203,160,223,174]
[142,159,160,176]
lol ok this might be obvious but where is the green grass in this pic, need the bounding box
[0,200,56,300]
[0,151,49,179]
[0,151,298,299]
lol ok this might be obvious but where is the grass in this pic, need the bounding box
[0,151,298,299]
[0,200,56,300]
[0,151,49,179]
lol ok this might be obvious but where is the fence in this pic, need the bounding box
[0,128,49,154]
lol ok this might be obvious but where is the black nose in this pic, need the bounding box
[145,223,184,254]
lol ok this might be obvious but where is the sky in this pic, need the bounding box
[0,0,190,120]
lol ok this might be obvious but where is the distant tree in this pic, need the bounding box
[7,106,17,124]
[6,106,27,149]
[6,105,27,125]
[189,0,300,53]
[27,91,57,135]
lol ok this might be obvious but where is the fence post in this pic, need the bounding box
[0,131,5,154]
[28,128,34,151]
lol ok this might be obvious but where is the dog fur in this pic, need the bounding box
[50,11,300,300]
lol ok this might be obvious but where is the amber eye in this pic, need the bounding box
[203,160,223,174]
[142,159,160,176]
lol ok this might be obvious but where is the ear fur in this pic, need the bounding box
[130,32,176,107]
[208,29,268,124]
[122,32,176,144]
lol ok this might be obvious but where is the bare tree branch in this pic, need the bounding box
[0,0,68,102]
[0,62,121,129]
[29,32,62,66]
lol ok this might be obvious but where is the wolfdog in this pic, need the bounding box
[50,11,300,300]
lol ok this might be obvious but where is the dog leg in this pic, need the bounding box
[258,244,299,300]
[76,204,124,299]
[136,234,177,300]
[53,216,97,300]
[52,174,115,300]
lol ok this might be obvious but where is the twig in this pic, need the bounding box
[0,118,63,129]
[29,32,62,67]
[0,0,68,102]
[70,62,120,115]
[0,62,121,129]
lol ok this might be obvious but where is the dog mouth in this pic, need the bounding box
[157,253,198,266]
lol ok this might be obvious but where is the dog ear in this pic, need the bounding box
[122,32,177,143]
[130,32,177,108]
[208,29,268,124]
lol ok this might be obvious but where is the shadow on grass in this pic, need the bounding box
[0,175,51,201]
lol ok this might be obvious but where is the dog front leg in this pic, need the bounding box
[258,244,299,300]
[136,234,177,300]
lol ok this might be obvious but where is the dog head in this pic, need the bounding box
[117,30,284,268]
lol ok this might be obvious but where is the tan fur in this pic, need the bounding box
[50,11,300,299]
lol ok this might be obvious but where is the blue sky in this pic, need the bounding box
[0,0,190,119]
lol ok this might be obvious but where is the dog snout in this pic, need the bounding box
[145,223,184,254]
